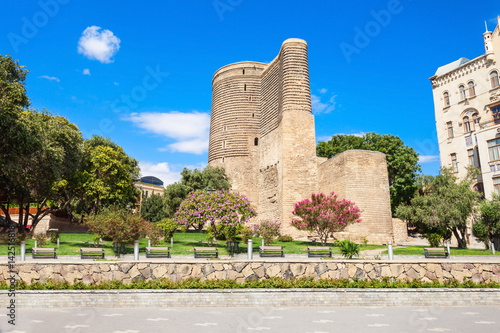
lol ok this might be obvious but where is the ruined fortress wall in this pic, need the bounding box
[318,150,394,243]
[208,62,266,204]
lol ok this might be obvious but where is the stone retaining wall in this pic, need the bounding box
[2,260,500,285]
[3,289,500,308]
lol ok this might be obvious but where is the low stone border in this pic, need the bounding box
[2,289,500,308]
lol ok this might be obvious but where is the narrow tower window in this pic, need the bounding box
[491,71,499,89]
[443,92,450,107]
[242,69,245,75]
[254,138,258,146]
[468,81,475,97]
[244,84,246,91]
[459,85,466,100]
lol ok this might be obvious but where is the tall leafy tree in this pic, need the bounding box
[473,194,500,250]
[163,166,230,217]
[317,132,421,214]
[140,193,165,223]
[396,167,480,249]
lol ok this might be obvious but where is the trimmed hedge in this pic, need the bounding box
[1,277,499,290]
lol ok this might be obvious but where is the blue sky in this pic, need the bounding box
[1,1,499,185]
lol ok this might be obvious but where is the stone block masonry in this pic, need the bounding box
[208,39,394,242]
[1,260,499,285]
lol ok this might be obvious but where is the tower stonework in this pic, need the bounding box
[208,39,395,243]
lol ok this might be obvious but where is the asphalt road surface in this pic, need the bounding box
[1,306,499,333]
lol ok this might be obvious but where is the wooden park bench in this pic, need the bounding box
[32,247,57,259]
[259,246,284,257]
[424,247,449,258]
[194,247,218,258]
[145,246,170,258]
[80,248,105,259]
[307,246,332,258]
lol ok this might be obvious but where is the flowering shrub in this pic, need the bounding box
[291,192,362,245]
[174,190,256,242]
[253,220,281,245]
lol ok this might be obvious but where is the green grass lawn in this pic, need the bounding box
[0,231,384,257]
[383,245,499,256]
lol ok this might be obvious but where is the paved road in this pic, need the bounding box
[1,306,499,333]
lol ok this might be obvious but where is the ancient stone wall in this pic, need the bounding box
[318,150,393,243]
[2,261,499,285]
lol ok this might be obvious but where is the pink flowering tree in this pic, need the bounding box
[291,192,362,245]
[174,190,256,242]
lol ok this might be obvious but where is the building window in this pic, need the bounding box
[254,137,258,146]
[494,177,500,194]
[244,84,246,91]
[145,191,149,199]
[459,85,466,100]
[488,138,500,161]
[463,116,471,133]
[242,69,245,75]
[492,105,500,125]
[443,92,450,107]
[451,153,458,172]
[472,113,480,129]
[447,121,454,138]
[467,81,475,97]
[491,71,499,89]
[467,149,475,166]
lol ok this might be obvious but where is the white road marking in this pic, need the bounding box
[195,322,218,326]
[366,314,385,317]
[367,323,389,327]
[419,317,438,321]
[32,319,43,323]
[262,316,282,319]
[318,310,335,313]
[313,320,334,323]
[427,329,451,332]
[247,328,271,331]
[6,331,27,333]
[461,312,479,315]
[64,325,90,329]
[475,321,496,324]
[147,318,169,321]
[102,313,124,317]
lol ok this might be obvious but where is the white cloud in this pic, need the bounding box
[419,155,439,163]
[78,26,120,63]
[83,69,90,75]
[113,82,119,86]
[311,93,337,114]
[319,88,327,94]
[139,162,182,186]
[126,111,210,154]
[39,75,60,82]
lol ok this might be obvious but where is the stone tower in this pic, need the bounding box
[209,39,395,243]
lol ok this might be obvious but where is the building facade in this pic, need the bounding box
[430,17,500,199]
[208,39,397,243]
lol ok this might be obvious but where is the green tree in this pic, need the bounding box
[141,193,165,223]
[396,167,480,249]
[317,132,421,214]
[76,136,140,216]
[163,166,230,217]
[473,194,500,250]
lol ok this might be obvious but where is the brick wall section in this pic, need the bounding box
[318,150,394,243]
[2,261,499,285]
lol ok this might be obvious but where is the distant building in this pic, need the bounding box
[135,176,164,213]
[430,16,500,199]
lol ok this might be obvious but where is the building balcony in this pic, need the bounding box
[479,119,500,130]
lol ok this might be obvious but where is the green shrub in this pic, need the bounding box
[425,233,443,248]
[339,239,360,259]
[34,234,47,247]
[333,239,342,247]
[48,231,59,244]
[157,218,178,241]
[240,226,253,244]
[253,220,281,245]
[277,235,293,242]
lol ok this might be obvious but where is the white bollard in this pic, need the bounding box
[148,239,151,248]
[20,241,26,261]
[387,241,394,260]
[261,239,264,247]
[57,238,60,248]
[446,241,450,255]
[171,237,173,248]
[34,240,37,248]
[491,242,496,255]
[134,240,139,260]
[247,239,253,260]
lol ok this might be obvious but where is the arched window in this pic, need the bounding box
[443,92,450,107]
[463,116,471,132]
[491,71,499,89]
[468,81,475,97]
[472,113,480,129]
[459,85,466,100]
[254,137,258,146]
